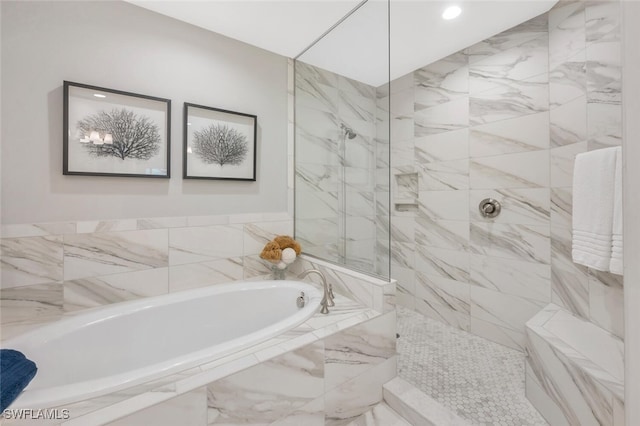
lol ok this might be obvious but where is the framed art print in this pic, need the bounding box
[183,103,257,181]
[63,81,171,178]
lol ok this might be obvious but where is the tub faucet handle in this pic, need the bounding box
[327,284,335,307]
[296,291,305,308]
[297,269,331,314]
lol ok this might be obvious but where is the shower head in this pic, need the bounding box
[340,123,357,140]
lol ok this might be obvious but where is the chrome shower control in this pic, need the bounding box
[479,198,501,218]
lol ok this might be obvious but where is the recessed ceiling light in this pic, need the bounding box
[93,93,106,98]
[442,5,462,20]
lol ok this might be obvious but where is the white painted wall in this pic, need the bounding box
[0,1,288,224]
[622,2,640,424]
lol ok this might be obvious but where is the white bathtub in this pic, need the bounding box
[4,280,322,409]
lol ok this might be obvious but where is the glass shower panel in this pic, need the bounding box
[294,0,390,279]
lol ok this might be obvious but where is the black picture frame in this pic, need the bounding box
[63,81,171,178]
[183,103,257,181]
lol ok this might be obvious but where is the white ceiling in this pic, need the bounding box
[128,0,557,87]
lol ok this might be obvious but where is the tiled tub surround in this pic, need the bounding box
[525,304,625,426]
[0,212,293,338]
[2,294,396,425]
[387,0,624,350]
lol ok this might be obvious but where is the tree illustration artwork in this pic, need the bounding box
[77,109,161,160]
[192,124,248,166]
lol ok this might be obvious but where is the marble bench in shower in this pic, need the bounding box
[525,304,624,426]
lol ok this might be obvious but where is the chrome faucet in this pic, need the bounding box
[297,269,335,314]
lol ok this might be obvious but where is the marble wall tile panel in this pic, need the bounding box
[586,41,621,105]
[168,226,241,266]
[0,282,64,324]
[414,97,469,137]
[469,111,549,157]
[551,226,590,319]
[339,91,376,122]
[325,356,396,426]
[295,218,338,248]
[550,141,588,187]
[415,297,471,331]
[207,341,324,425]
[415,245,469,282]
[470,222,550,264]
[243,221,294,256]
[108,388,207,426]
[294,190,338,220]
[76,219,138,234]
[417,190,469,222]
[168,259,243,293]
[242,255,272,280]
[469,254,551,303]
[551,187,573,229]
[269,396,324,426]
[1,235,64,288]
[585,1,620,45]
[324,312,396,391]
[415,272,470,315]
[469,75,548,126]
[417,159,469,191]
[414,52,468,109]
[525,362,570,426]
[296,164,339,193]
[64,268,169,311]
[470,150,549,189]
[415,128,469,164]
[338,75,376,99]
[389,216,414,244]
[345,192,375,218]
[469,188,550,226]
[136,217,188,230]
[389,241,414,271]
[550,50,587,108]
[391,265,416,310]
[415,214,469,252]
[587,101,622,149]
[550,95,587,147]
[1,222,76,238]
[588,270,624,339]
[549,2,586,69]
[470,317,526,351]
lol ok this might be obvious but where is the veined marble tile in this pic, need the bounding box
[588,270,624,339]
[269,396,324,426]
[345,240,376,271]
[549,1,586,69]
[169,258,243,293]
[470,222,550,264]
[586,41,621,105]
[550,50,587,108]
[296,218,338,247]
[551,187,572,229]
[550,141,588,187]
[470,286,545,334]
[295,190,338,220]
[168,225,241,266]
[416,272,470,314]
[345,167,375,193]
[347,403,411,426]
[414,128,469,164]
[136,217,188,230]
[551,226,590,319]
[391,265,415,310]
[207,341,324,425]
[108,388,207,426]
[295,64,339,114]
[339,90,376,122]
[418,190,469,221]
[244,221,294,256]
[526,331,615,426]
[469,188,550,226]
[469,75,548,126]
[390,140,415,168]
[1,235,63,288]
[470,254,551,303]
[389,216,414,244]
[470,150,549,189]
[295,61,339,89]
[587,102,622,149]
[295,107,340,166]
[415,297,471,331]
[414,52,468,109]
[1,222,76,238]
[470,317,526,351]
[346,216,376,241]
[295,163,339,193]
[417,159,469,191]
[325,357,396,426]
[375,143,390,170]
[551,95,587,147]
[76,219,138,234]
[64,268,169,311]
[242,255,272,280]
[389,87,414,117]
[586,1,620,45]
[415,245,469,282]
[325,312,396,391]
[469,111,549,157]
[415,214,469,252]
[391,115,414,144]
[390,241,414,270]
[466,13,548,64]
[338,74,376,99]
[346,192,375,218]
[469,34,548,93]
[414,97,469,136]
[0,282,63,324]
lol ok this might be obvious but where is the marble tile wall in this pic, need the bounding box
[389,0,623,349]
[0,212,293,331]
[295,61,387,274]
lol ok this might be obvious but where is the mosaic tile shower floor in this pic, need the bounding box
[396,307,548,426]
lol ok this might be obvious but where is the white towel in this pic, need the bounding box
[610,147,623,275]
[572,147,618,271]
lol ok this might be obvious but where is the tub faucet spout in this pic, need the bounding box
[297,269,332,314]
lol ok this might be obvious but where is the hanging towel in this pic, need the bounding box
[0,349,38,411]
[572,147,618,271]
[610,147,623,275]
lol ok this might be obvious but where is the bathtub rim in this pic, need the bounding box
[4,280,322,409]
